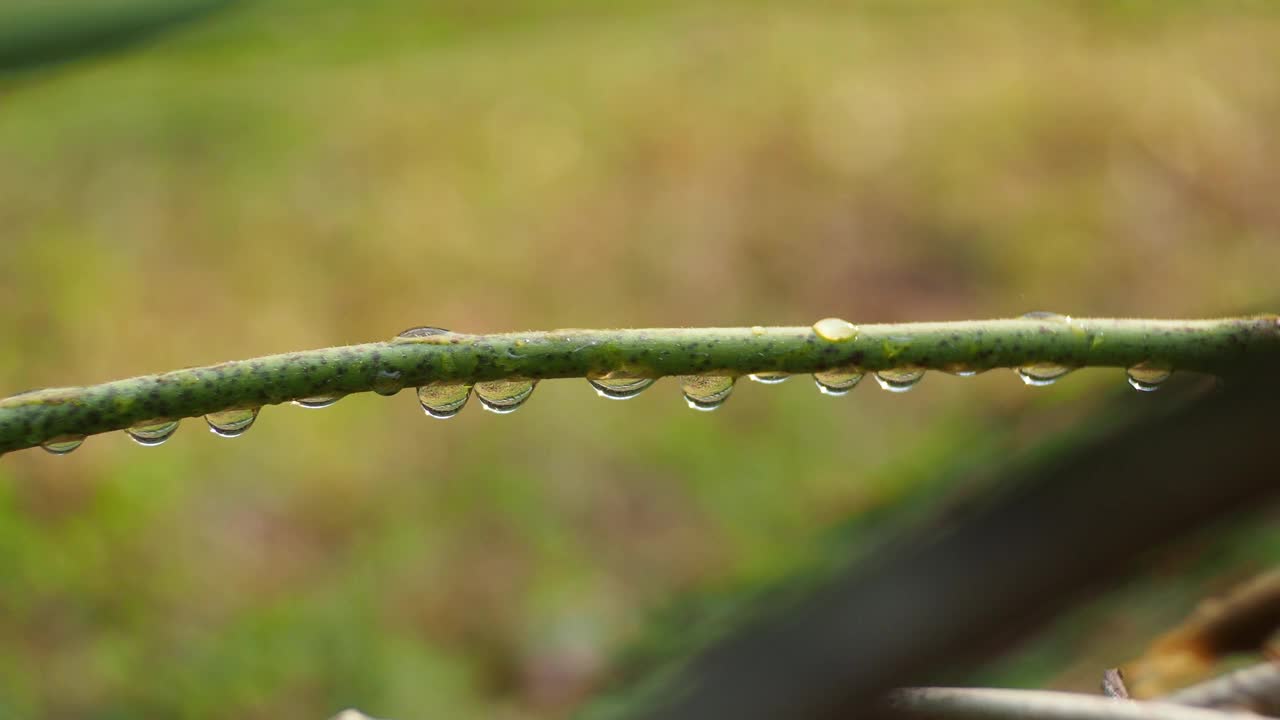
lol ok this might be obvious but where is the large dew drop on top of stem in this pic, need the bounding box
[812,317,858,342]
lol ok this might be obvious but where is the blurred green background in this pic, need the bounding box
[2,1,1280,718]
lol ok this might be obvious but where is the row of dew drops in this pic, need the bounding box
[38,317,1174,455]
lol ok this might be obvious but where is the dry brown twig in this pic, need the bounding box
[886,687,1268,720]
[885,568,1280,720]
[1161,661,1280,714]
[1104,669,1132,700]
[1126,571,1280,697]
[886,660,1280,720]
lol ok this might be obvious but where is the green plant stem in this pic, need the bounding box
[2,316,1277,454]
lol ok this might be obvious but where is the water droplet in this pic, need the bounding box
[41,435,85,455]
[813,368,863,396]
[680,375,735,411]
[1017,364,1072,387]
[1021,311,1068,321]
[588,376,655,400]
[205,408,260,438]
[748,372,790,385]
[1127,366,1171,392]
[875,368,925,393]
[126,420,180,447]
[812,317,858,342]
[398,326,451,338]
[293,394,342,409]
[418,383,473,418]
[372,368,403,396]
[474,380,536,414]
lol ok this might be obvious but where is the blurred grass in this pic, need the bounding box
[0,0,237,73]
[1,1,1279,718]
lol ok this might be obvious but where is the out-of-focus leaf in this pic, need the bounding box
[0,0,238,73]
[594,367,1280,720]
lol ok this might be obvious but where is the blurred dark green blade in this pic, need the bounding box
[0,0,237,73]
[597,369,1280,720]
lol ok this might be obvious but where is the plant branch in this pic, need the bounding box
[885,660,1280,720]
[1104,669,1132,699]
[1123,570,1280,698]
[1162,662,1280,714]
[886,687,1267,720]
[2,316,1277,454]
